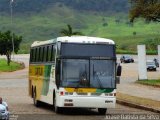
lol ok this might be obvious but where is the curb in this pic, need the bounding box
[117,99,160,114]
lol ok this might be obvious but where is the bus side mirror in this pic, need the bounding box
[55,59,60,89]
[116,64,122,84]
[117,64,122,76]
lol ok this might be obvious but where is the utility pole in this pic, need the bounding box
[10,0,15,60]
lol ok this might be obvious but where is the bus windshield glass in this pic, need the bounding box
[61,59,115,88]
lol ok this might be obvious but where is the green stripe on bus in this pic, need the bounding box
[96,88,114,93]
[42,65,51,96]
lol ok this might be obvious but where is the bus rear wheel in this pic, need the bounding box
[33,88,40,107]
[98,108,107,115]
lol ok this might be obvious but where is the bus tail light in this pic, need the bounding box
[60,91,64,96]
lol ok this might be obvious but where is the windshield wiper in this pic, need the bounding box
[93,64,103,88]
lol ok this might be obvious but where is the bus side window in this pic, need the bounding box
[42,47,45,62]
[38,47,41,62]
[32,49,35,62]
[36,47,39,62]
[52,44,56,62]
[50,45,52,62]
[40,47,43,62]
[35,48,38,62]
[50,45,53,61]
[47,46,52,62]
[30,49,33,62]
[46,46,49,62]
[47,46,50,62]
[45,46,48,62]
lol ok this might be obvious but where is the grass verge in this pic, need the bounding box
[0,59,25,72]
[117,92,160,110]
[136,80,160,88]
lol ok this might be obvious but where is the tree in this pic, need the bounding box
[129,0,160,22]
[0,31,22,65]
[60,24,83,36]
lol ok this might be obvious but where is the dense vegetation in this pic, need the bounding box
[0,0,159,53]
[0,31,22,65]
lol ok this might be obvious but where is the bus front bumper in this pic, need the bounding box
[57,96,116,108]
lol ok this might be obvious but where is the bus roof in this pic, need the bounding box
[31,36,115,47]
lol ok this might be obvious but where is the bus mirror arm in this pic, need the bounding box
[116,76,120,84]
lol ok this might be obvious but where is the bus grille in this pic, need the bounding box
[77,93,88,95]
[91,93,102,96]
[0,109,5,113]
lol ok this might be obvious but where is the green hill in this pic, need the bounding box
[0,0,159,53]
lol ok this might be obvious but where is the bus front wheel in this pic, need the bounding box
[53,92,61,113]
[98,108,107,115]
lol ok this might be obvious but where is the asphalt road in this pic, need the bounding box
[0,54,159,120]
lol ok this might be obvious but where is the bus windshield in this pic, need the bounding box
[61,59,115,88]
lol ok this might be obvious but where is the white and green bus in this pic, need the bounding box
[29,36,121,114]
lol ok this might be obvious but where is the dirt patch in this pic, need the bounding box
[0,87,54,114]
